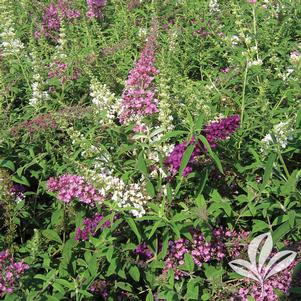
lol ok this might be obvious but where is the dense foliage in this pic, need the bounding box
[0,0,301,300]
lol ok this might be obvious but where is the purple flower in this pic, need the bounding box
[164,137,200,176]
[134,243,153,260]
[35,0,80,40]
[86,0,107,19]
[47,174,103,205]
[231,259,297,301]
[164,115,240,177]
[162,228,249,280]
[119,21,159,125]
[9,184,26,201]
[0,250,29,297]
[10,113,57,136]
[89,279,109,299]
[202,115,240,148]
[75,213,117,241]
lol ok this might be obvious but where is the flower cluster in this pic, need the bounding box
[0,250,29,297]
[29,52,49,106]
[134,242,153,260]
[157,71,174,132]
[10,113,57,136]
[9,184,26,203]
[164,138,201,176]
[47,174,103,205]
[86,165,151,217]
[202,115,240,148]
[35,0,80,40]
[48,61,80,84]
[162,228,249,280]
[231,261,297,301]
[86,0,107,19]
[119,21,159,126]
[89,77,119,124]
[164,115,240,176]
[0,168,13,202]
[261,120,294,152]
[290,50,301,64]
[0,2,24,57]
[89,279,109,299]
[75,213,117,241]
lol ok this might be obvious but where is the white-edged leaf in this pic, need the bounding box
[258,233,273,273]
[248,232,272,272]
[264,250,297,280]
[228,259,261,282]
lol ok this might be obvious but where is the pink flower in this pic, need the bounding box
[47,174,103,205]
[0,250,29,297]
[119,21,159,125]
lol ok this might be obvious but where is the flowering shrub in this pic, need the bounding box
[0,0,301,300]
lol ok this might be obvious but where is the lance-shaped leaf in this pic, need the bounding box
[228,259,261,282]
[264,250,297,280]
[248,232,272,272]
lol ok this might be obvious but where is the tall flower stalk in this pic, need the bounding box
[119,20,159,128]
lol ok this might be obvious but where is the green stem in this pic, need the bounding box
[241,63,248,126]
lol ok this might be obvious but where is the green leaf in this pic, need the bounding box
[116,282,133,292]
[88,255,98,277]
[129,265,140,282]
[260,153,277,190]
[186,278,199,300]
[126,218,141,243]
[136,151,148,175]
[146,180,155,198]
[272,221,291,244]
[288,210,296,228]
[55,279,74,289]
[148,220,162,240]
[179,253,194,272]
[146,291,154,301]
[12,174,30,187]
[296,107,301,128]
[42,229,62,243]
[178,143,195,177]
[0,159,15,172]
[252,220,269,233]
[158,130,187,143]
[198,135,223,173]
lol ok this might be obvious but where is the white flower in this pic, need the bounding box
[231,35,240,46]
[261,121,294,152]
[209,0,220,13]
[247,59,263,67]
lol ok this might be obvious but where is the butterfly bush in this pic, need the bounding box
[90,77,119,124]
[10,113,57,136]
[0,250,29,297]
[261,120,294,151]
[29,52,49,107]
[162,228,249,280]
[203,115,240,148]
[164,115,240,176]
[83,162,151,217]
[86,0,107,19]
[35,0,80,40]
[47,174,103,205]
[9,184,25,203]
[89,279,109,299]
[119,21,159,127]
[164,137,201,177]
[231,261,297,301]
[75,213,114,241]
[0,2,24,57]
